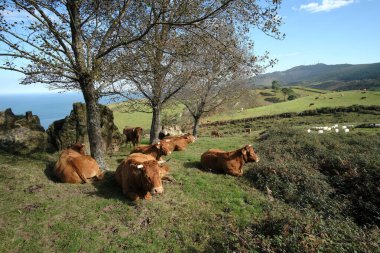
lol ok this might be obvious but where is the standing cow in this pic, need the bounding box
[54,143,104,183]
[123,127,143,147]
[115,153,169,201]
[200,144,259,177]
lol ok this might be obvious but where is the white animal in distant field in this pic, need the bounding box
[335,129,339,133]
[318,130,324,134]
[344,129,349,133]
[307,129,311,133]
[342,126,347,129]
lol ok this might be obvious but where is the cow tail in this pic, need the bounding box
[69,158,89,183]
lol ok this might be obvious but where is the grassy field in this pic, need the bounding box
[1,120,379,252]
[1,88,380,252]
[109,89,380,132]
[108,102,185,132]
[207,90,380,123]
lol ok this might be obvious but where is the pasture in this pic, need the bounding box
[109,89,380,132]
[207,90,380,123]
[1,118,380,252]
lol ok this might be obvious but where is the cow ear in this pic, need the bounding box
[242,149,247,155]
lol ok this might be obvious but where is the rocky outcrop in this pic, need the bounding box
[46,103,123,153]
[0,108,47,154]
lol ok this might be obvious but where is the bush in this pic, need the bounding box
[225,204,380,253]
[246,127,380,226]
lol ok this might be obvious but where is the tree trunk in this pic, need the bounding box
[81,81,108,171]
[150,105,161,144]
[192,116,200,138]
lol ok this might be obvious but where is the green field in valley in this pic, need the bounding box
[206,90,380,123]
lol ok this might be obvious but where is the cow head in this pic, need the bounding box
[185,134,196,143]
[241,145,259,163]
[155,141,172,156]
[69,143,86,155]
[135,160,164,195]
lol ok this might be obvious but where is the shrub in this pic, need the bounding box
[246,127,380,226]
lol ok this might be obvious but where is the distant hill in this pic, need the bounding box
[253,62,380,90]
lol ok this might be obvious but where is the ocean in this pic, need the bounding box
[0,92,115,129]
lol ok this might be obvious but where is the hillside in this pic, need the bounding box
[253,62,380,90]
[206,90,380,123]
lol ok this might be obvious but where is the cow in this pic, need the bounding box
[164,134,196,151]
[130,141,172,160]
[54,143,104,183]
[123,127,143,147]
[211,130,220,137]
[244,128,251,134]
[200,144,259,177]
[115,153,169,201]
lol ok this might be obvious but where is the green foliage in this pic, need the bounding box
[271,80,281,92]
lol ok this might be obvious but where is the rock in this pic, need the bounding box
[46,102,123,153]
[0,108,47,154]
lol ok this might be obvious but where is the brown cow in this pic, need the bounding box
[200,144,259,177]
[123,127,143,147]
[164,134,196,151]
[130,141,172,160]
[244,128,251,134]
[115,153,169,201]
[211,130,220,137]
[54,143,104,183]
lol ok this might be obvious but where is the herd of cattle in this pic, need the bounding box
[54,127,259,201]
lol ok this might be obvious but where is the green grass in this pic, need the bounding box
[0,135,266,252]
[1,110,380,251]
[207,90,380,122]
[108,102,185,132]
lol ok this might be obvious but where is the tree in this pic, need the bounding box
[107,0,284,143]
[272,80,281,92]
[281,87,293,101]
[176,21,270,137]
[1,1,283,163]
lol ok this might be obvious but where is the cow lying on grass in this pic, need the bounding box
[54,143,104,183]
[200,144,259,177]
[164,134,196,151]
[130,141,171,160]
[115,153,170,201]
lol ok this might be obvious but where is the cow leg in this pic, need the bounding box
[143,192,152,200]
[225,168,243,177]
[123,188,140,201]
[95,171,105,180]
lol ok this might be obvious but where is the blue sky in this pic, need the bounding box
[0,0,379,94]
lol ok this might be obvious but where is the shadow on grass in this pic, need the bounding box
[183,161,202,170]
[90,171,137,206]
[44,161,60,183]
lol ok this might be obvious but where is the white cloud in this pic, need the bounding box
[299,0,355,13]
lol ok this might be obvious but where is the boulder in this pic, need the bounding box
[46,102,123,153]
[0,108,47,154]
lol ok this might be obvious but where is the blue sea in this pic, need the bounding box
[0,93,116,129]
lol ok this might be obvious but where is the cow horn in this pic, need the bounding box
[165,139,170,142]
[137,164,144,169]
[248,144,252,147]
[158,160,166,164]
[157,142,160,145]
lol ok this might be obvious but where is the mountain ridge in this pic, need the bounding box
[253,62,380,90]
